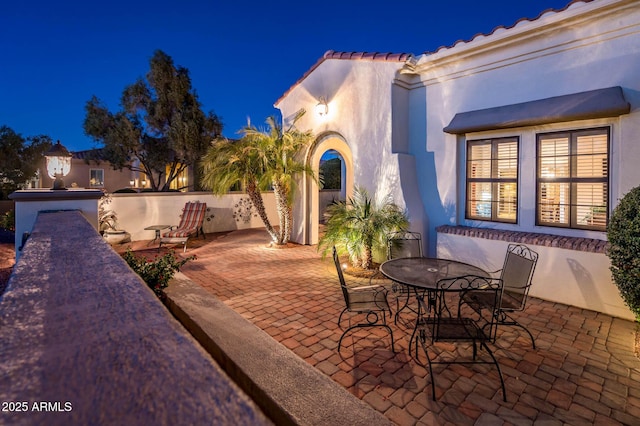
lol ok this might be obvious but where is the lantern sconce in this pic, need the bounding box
[44,140,73,190]
[315,97,329,117]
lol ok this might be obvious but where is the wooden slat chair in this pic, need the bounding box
[159,201,207,252]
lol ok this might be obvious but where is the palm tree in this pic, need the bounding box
[243,112,315,245]
[200,137,279,243]
[318,186,409,269]
[201,111,314,245]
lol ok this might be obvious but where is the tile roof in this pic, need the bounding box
[425,0,595,54]
[274,50,413,106]
[275,0,596,106]
[72,148,107,161]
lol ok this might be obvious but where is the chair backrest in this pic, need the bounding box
[387,231,423,259]
[178,201,207,230]
[332,247,350,307]
[499,244,538,312]
[435,275,503,340]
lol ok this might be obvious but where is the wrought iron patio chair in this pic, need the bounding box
[413,275,506,401]
[333,247,395,353]
[458,243,539,348]
[159,201,208,252]
[387,231,424,325]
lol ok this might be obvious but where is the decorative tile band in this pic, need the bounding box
[436,225,608,254]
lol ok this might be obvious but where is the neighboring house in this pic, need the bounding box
[276,0,640,320]
[38,148,194,193]
[65,149,134,192]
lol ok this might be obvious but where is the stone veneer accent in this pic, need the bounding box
[0,210,269,425]
[436,225,608,254]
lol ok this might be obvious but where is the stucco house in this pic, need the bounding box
[37,148,194,193]
[276,0,640,320]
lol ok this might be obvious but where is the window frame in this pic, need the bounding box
[535,126,610,231]
[465,136,519,224]
[89,168,104,188]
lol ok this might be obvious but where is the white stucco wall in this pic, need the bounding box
[406,0,640,247]
[277,57,427,245]
[412,0,639,319]
[11,189,102,261]
[437,233,633,321]
[109,192,278,242]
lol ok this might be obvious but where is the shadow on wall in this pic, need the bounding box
[566,258,605,313]
[281,59,354,126]
[420,151,456,257]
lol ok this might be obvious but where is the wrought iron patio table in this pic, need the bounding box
[379,257,490,350]
[379,257,489,293]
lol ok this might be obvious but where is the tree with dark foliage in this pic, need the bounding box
[0,126,51,199]
[83,50,222,191]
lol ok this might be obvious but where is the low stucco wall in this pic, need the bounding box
[10,189,102,260]
[110,192,279,241]
[0,210,269,425]
[436,226,633,321]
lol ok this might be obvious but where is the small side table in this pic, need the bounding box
[144,225,171,246]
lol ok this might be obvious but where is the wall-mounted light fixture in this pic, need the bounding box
[44,140,73,190]
[315,97,329,117]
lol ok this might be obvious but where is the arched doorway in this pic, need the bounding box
[305,133,353,245]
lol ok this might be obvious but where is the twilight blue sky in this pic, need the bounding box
[2,0,572,152]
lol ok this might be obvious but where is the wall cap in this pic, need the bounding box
[9,189,103,201]
[436,225,608,254]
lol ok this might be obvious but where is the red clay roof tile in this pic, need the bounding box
[275,1,595,106]
[427,0,594,54]
[274,50,412,106]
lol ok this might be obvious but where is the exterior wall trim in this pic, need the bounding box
[436,225,608,254]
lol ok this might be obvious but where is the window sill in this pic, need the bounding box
[436,225,608,254]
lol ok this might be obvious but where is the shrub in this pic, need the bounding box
[123,249,195,299]
[607,185,640,321]
[318,186,408,269]
[0,209,15,231]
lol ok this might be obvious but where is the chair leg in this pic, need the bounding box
[497,312,536,349]
[394,289,411,325]
[480,340,507,402]
[414,331,437,400]
[337,307,348,329]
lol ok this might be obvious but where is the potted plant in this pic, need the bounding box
[318,186,409,271]
[99,192,130,244]
[607,185,640,355]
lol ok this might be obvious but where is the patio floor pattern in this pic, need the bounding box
[153,229,640,425]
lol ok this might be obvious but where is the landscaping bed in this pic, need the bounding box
[0,229,15,295]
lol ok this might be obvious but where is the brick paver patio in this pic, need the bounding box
[140,228,640,425]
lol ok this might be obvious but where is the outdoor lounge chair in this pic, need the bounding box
[414,275,506,401]
[458,243,539,348]
[333,247,395,354]
[159,201,207,252]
